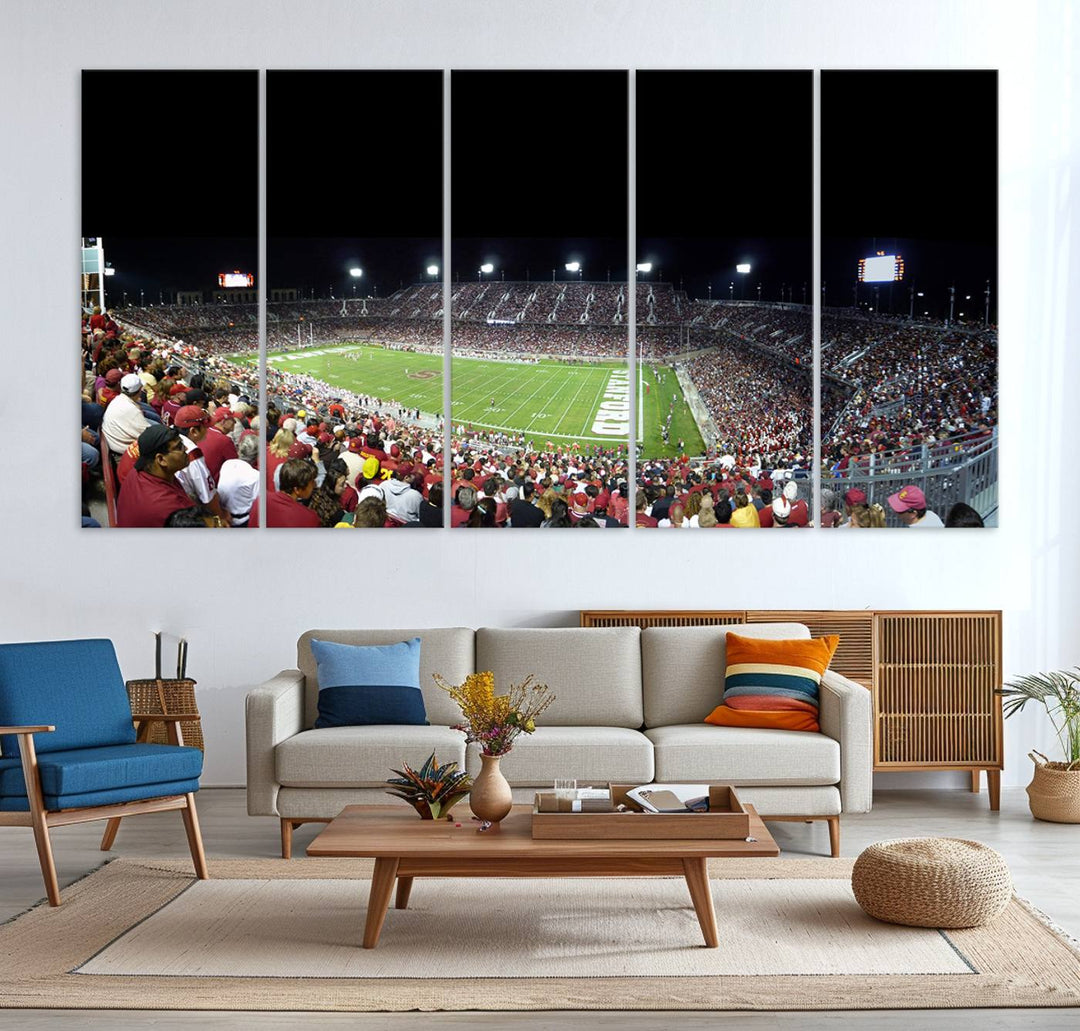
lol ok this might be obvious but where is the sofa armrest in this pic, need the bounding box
[819,668,873,813]
[245,669,304,816]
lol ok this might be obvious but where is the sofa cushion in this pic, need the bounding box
[705,633,839,733]
[276,725,467,788]
[298,629,473,730]
[641,623,811,728]
[645,724,840,785]
[0,639,136,757]
[310,637,427,729]
[476,627,642,728]
[467,726,654,786]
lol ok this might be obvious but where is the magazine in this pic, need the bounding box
[626,784,710,813]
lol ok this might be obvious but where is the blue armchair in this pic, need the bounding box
[0,639,208,906]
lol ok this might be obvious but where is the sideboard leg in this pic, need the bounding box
[986,770,1001,811]
[970,769,981,793]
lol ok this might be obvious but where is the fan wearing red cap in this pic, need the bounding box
[887,485,944,528]
[173,405,232,525]
[199,408,239,482]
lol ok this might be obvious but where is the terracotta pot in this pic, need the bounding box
[469,753,513,824]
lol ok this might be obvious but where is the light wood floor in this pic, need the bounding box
[1,787,1077,1029]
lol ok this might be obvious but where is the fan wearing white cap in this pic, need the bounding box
[782,479,810,527]
[101,372,151,456]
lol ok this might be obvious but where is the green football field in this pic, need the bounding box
[237,343,704,457]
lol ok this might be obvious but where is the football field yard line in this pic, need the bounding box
[451,356,527,398]
[452,364,552,422]
[548,368,596,436]
[581,367,614,439]
[505,369,566,428]
[451,360,537,412]
[523,369,582,433]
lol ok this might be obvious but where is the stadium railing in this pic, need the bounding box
[98,436,118,528]
[825,436,998,525]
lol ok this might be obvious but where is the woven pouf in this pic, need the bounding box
[852,837,1013,928]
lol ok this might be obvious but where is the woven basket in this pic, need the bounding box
[1027,750,1080,823]
[125,678,203,752]
[852,837,1012,928]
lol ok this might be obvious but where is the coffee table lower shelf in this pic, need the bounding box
[307,804,780,949]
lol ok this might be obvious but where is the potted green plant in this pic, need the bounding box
[1000,668,1080,823]
[385,751,472,820]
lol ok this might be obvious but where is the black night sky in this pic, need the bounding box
[822,70,998,319]
[84,69,997,318]
[637,70,812,301]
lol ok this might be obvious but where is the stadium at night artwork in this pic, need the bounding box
[80,69,997,530]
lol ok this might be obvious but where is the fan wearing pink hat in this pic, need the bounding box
[887,485,944,528]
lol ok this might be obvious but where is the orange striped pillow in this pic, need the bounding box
[704,633,839,733]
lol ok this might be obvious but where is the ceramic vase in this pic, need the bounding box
[469,752,513,823]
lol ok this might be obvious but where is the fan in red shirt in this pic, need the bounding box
[250,457,320,527]
[198,408,239,481]
[116,425,199,528]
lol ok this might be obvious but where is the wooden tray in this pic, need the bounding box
[531,784,751,840]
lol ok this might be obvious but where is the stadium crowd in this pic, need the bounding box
[90,282,996,528]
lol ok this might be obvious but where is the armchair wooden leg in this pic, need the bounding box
[181,793,209,880]
[17,732,61,906]
[30,812,61,907]
[827,816,840,858]
[281,818,294,860]
[100,721,156,852]
[100,817,122,851]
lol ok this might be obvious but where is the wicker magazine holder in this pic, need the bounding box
[125,634,203,751]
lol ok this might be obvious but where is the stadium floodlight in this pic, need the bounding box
[104,266,116,276]
[349,268,363,277]
[636,262,652,273]
[426,265,439,276]
[736,263,751,274]
[480,263,494,274]
[565,261,580,273]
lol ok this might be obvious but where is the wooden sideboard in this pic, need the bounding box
[579,609,1004,809]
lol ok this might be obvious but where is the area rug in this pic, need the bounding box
[2,857,1078,1011]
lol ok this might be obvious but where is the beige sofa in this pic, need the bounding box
[246,623,872,857]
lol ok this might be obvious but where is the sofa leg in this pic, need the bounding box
[181,793,210,880]
[281,818,293,860]
[827,816,840,858]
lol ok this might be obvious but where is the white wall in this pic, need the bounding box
[1,1,1076,788]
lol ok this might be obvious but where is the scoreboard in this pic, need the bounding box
[218,271,255,288]
[858,253,904,283]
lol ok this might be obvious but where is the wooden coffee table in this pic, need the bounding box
[307,803,779,948]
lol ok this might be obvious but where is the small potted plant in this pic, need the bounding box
[1000,668,1080,823]
[385,751,472,820]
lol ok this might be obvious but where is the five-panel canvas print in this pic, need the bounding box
[81,69,997,529]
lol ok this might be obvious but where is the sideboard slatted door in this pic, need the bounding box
[579,611,745,629]
[745,611,874,689]
[874,612,1002,790]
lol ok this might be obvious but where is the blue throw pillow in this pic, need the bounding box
[310,638,428,728]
